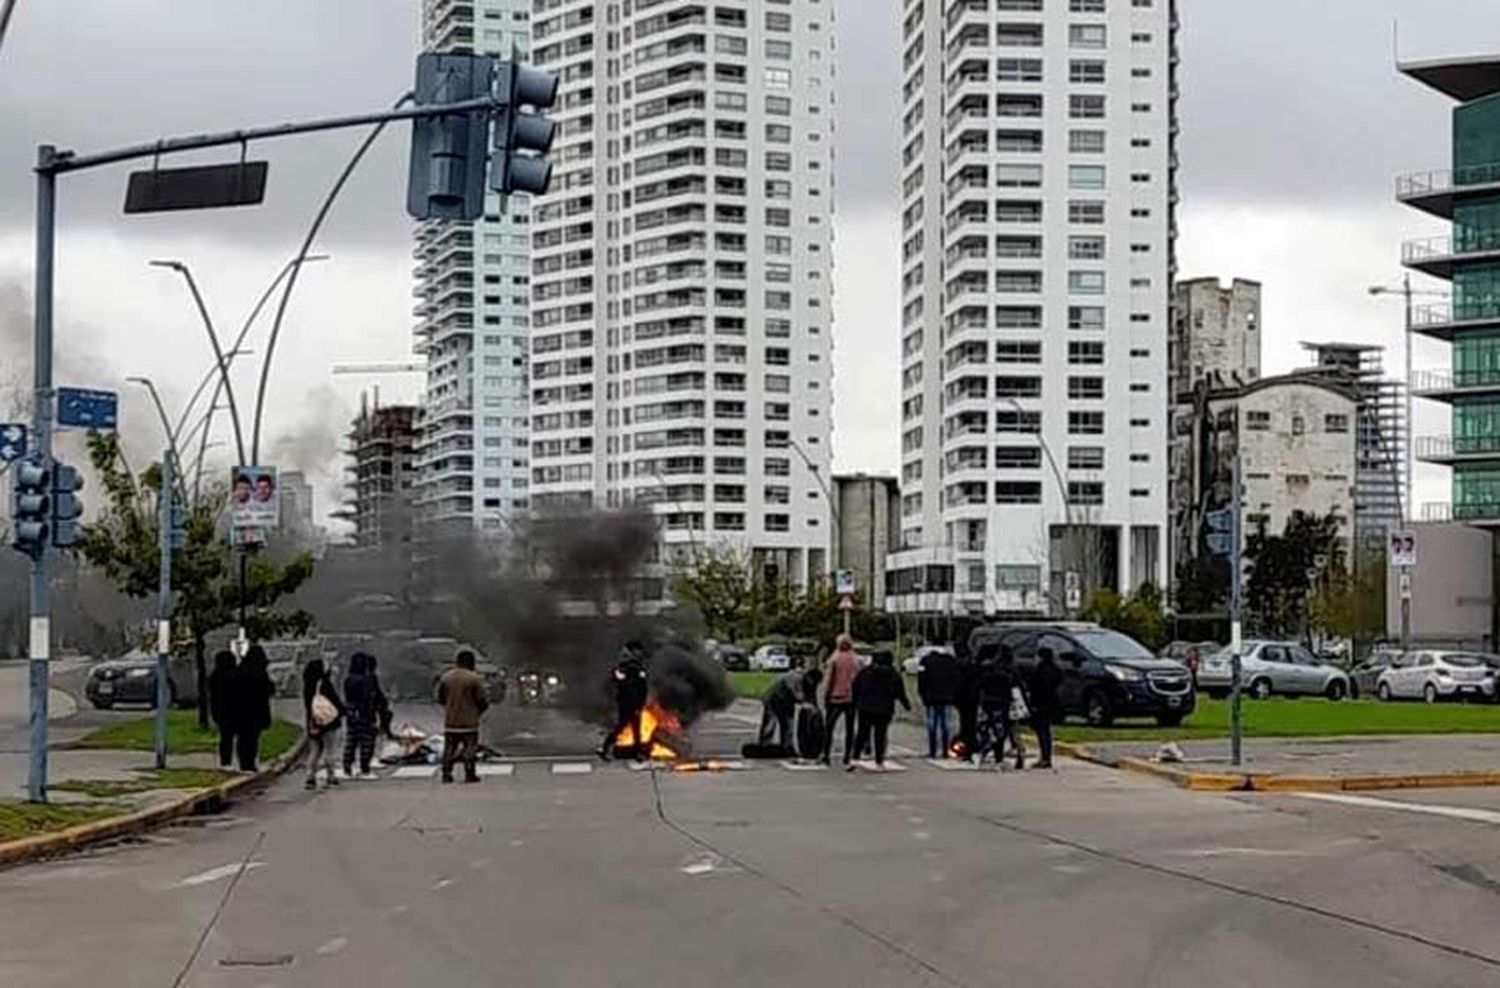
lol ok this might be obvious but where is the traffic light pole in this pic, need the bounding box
[20,91,512,801]
[1229,452,1244,768]
[154,451,174,770]
[27,148,56,804]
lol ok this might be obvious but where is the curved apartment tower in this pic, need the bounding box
[1401,56,1500,524]
[528,0,836,585]
[888,0,1178,616]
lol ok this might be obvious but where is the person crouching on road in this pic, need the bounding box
[342,652,389,778]
[207,650,238,770]
[438,650,490,783]
[917,646,959,759]
[302,658,347,790]
[850,652,911,771]
[759,667,820,753]
[1026,647,1063,770]
[821,635,861,765]
[599,641,650,762]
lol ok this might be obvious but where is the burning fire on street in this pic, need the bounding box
[614,699,683,761]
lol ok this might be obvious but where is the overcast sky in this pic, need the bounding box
[0,0,1496,525]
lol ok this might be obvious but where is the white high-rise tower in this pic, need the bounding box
[529,0,836,586]
[413,0,535,536]
[888,0,1178,615]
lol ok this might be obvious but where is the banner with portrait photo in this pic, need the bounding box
[230,465,280,537]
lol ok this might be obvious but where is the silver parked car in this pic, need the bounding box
[1197,641,1352,700]
[1375,650,1499,703]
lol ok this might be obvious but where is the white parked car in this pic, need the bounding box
[749,644,792,672]
[1375,650,1498,703]
[1197,641,1351,700]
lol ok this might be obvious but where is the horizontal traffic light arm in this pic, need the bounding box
[39,94,505,175]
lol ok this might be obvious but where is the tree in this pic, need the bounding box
[76,431,315,726]
[1244,510,1347,639]
[1083,582,1169,651]
[1173,553,1229,615]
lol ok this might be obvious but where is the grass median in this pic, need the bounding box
[52,767,239,799]
[1054,696,1500,744]
[74,709,299,762]
[0,802,124,843]
[729,671,777,699]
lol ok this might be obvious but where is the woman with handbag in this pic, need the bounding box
[302,658,347,790]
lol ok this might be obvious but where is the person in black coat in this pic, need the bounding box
[1026,647,1064,769]
[916,647,960,759]
[232,644,276,772]
[599,642,651,761]
[850,652,911,770]
[342,652,390,777]
[206,650,238,769]
[953,648,981,762]
[758,668,821,752]
[977,644,1025,770]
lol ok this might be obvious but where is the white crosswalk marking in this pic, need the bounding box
[928,758,980,771]
[1294,792,1500,826]
[780,760,827,771]
[391,765,437,780]
[477,763,515,778]
[551,762,593,776]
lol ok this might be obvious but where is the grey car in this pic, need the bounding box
[1197,641,1352,700]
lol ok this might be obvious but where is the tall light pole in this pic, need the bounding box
[1370,278,1450,655]
[1000,397,1077,615]
[149,261,247,465]
[787,437,837,571]
[0,0,21,59]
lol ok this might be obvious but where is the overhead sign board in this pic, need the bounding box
[56,388,118,429]
[125,161,269,214]
[1390,530,1417,569]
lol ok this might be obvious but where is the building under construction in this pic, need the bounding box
[1301,342,1406,552]
[334,398,419,548]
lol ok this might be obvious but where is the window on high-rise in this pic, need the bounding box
[1069,165,1106,189]
[1068,200,1105,224]
[1069,60,1106,84]
[1070,95,1106,119]
[997,58,1044,82]
[1069,129,1106,153]
[1070,24,1107,49]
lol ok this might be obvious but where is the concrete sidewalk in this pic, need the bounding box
[1079,734,1500,791]
[0,748,234,802]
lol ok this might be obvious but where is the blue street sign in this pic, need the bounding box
[1206,532,1235,557]
[56,388,118,429]
[1205,508,1233,533]
[0,423,26,463]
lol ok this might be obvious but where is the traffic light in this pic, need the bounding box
[492,60,558,195]
[10,457,50,558]
[406,52,497,222]
[50,462,83,548]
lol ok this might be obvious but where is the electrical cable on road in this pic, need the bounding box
[647,770,972,988]
[171,829,267,988]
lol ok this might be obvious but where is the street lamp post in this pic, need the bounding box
[1370,277,1451,655]
[999,398,1077,616]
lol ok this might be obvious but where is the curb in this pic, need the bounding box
[1060,743,1500,793]
[0,732,307,869]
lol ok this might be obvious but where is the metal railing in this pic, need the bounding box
[1403,231,1500,262]
[1412,368,1500,391]
[1397,161,1500,198]
[1415,434,1500,459]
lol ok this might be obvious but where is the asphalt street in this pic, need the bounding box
[5,704,1500,987]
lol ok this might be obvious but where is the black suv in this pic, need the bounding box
[969,622,1195,727]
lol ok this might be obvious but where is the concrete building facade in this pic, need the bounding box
[412,0,534,537]
[1384,522,1495,649]
[527,0,836,587]
[1171,277,1260,399]
[832,474,900,605]
[887,0,1178,616]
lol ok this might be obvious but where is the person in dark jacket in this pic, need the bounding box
[599,642,651,761]
[953,647,981,762]
[850,652,911,770]
[233,644,276,772]
[341,652,389,777]
[1026,647,1064,770]
[206,650,238,769]
[916,647,959,759]
[977,644,1025,770]
[758,668,821,751]
[302,657,347,790]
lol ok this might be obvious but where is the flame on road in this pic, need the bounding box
[614,699,681,760]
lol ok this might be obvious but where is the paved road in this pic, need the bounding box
[6,709,1500,986]
[1091,733,1500,777]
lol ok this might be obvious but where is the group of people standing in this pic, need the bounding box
[297,651,395,789]
[205,644,277,772]
[758,635,1061,772]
